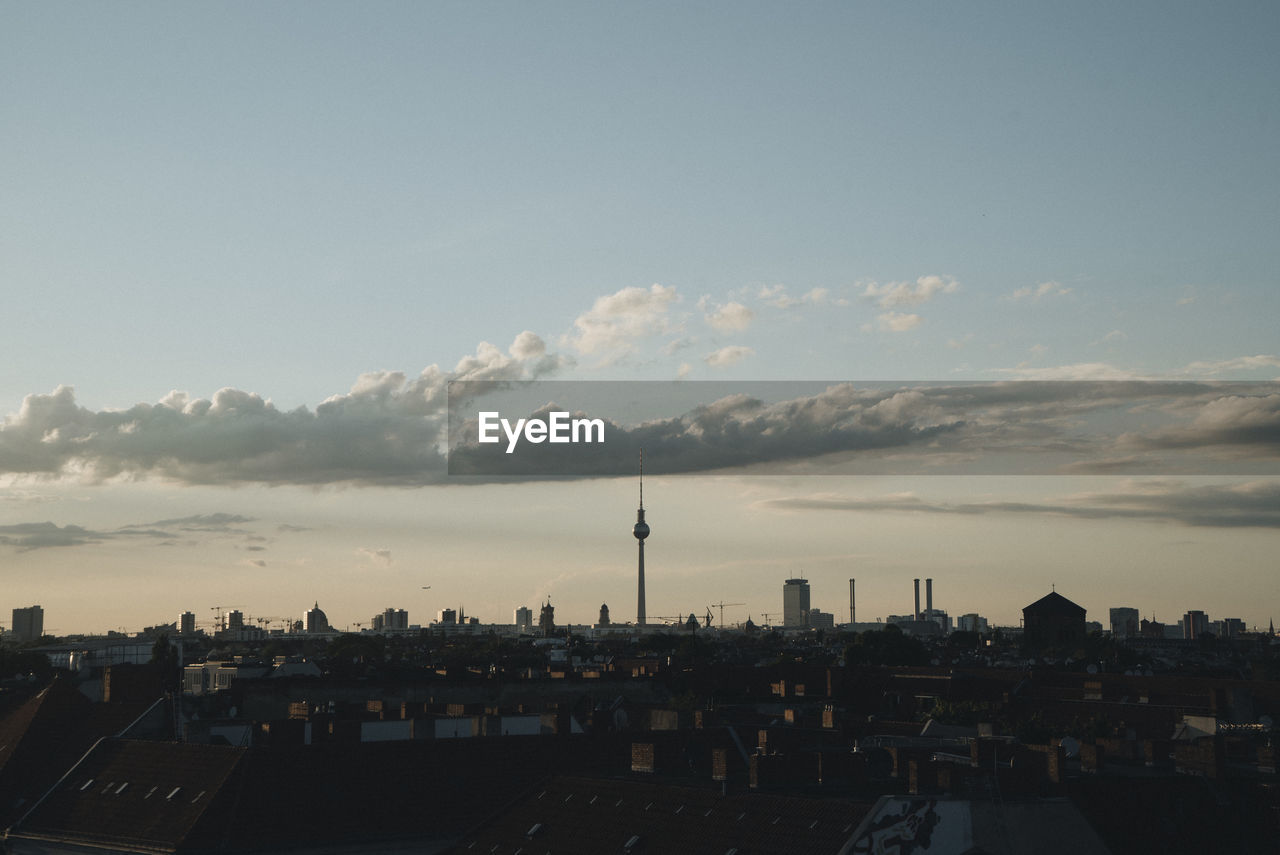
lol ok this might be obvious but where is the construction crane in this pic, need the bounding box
[760,612,776,628]
[209,605,246,633]
[707,601,745,628]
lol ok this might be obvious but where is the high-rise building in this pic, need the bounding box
[514,606,533,633]
[1110,607,1139,639]
[783,578,810,628]
[437,608,458,625]
[598,603,611,626]
[178,611,196,636]
[12,605,44,643]
[1219,617,1245,639]
[1183,610,1209,640]
[957,613,989,633]
[226,610,245,631]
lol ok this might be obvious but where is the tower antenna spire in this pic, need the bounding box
[634,448,650,626]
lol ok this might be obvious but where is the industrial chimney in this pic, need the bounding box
[926,578,933,620]
[913,578,921,622]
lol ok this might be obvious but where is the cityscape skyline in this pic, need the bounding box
[2,4,1277,636]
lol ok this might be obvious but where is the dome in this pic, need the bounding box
[633,521,650,539]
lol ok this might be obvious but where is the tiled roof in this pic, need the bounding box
[9,738,244,852]
[450,775,873,855]
[0,678,156,827]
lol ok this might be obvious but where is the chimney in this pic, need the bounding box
[926,578,933,618]
[849,578,856,625]
[914,578,921,622]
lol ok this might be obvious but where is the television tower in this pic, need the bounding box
[634,449,650,625]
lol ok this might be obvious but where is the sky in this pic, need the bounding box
[2,2,1278,635]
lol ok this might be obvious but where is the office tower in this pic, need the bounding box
[783,578,811,628]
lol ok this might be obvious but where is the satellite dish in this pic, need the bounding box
[229,706,238,718]
[1086,664,1098,674]
[1059,736,1080,758]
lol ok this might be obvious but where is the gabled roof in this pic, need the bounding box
[0,678,156,827]
[1023,591,1086,617]
[8,738,245,852]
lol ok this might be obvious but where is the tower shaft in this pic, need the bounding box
[637,538,646,625]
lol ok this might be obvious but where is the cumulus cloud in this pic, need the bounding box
[1123,393,1280,455]
[871,311,923,332]
[755,480,1280,529]
[862,275,959,308]
[704,346,754,368]
[0,330,562,487]
[1009,281,1072,301]
[704,301,755,332]
[755,284,831,309]
[563,284,679,356]
[450,381,1280,478]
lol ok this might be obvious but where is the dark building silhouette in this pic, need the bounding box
[539,599,555,638]
[1022,591,1086,651]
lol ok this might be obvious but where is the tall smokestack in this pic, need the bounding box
[926,578,933,618]
[913,578,921,622]
[849,578,855,625]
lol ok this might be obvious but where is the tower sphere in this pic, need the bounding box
[633,520,650,539]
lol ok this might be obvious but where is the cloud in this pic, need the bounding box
[704,346,754,368]
[871,311,923,332]
[127,513,255,532]
[0,510,266,551]
[1008,281,1072,301]
[676,362,693,380]
[755,480,1280,529]
[0,521,105,550]
[450,381,1280,478]
[1123,393,1280,455]
[0,331,560,487]
[1182,355,1280,377]
[9,370,1280,486]
[703,301,755,332]
[993,362,1143,380]
[755,284,831,309]
[862,275,959,308]
[563,284,679,356]
[662,337,695,356]
[358,547,394,566]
